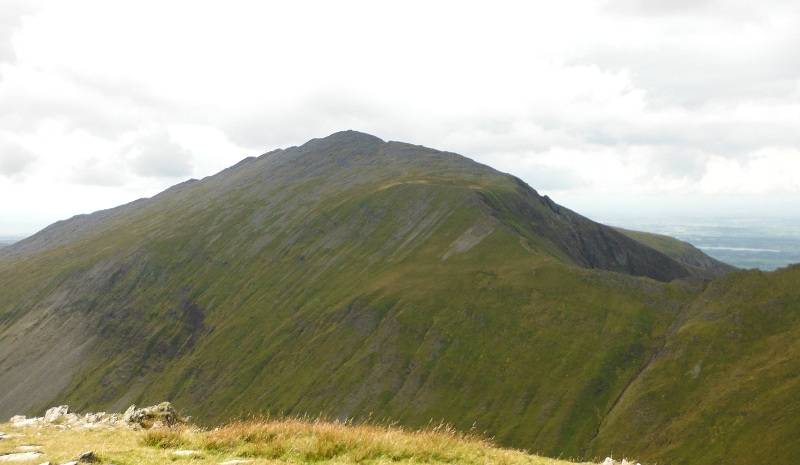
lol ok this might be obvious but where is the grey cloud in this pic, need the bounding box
[219,92,391,150]
[70,157,126,187]
[604,0,797,22]
[0,69,212,140]
[0,142,37,177]
[581,45,800,108]
[0,88,146,137]
[641,149,710,181]
[591,1,800,109]
[0,1,40,65]
[581,120,800,158]
[439,120,566,156]
[518,164,592,191]
[219,93,572,163]
[605,0,715,17]
[130,131,195,178]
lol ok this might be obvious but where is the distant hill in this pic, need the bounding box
[1,131,796,465]
[613,227,737,275]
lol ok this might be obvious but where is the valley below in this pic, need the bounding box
[600,215,800,271]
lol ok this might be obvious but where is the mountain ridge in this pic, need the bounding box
[1,131,714,282]
[2,131,795,465]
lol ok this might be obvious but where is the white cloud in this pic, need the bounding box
[0,0,798,235]
[0,0,39,65]
[129,130,195,178]
[0,141,36,178]
[69,155,127,187]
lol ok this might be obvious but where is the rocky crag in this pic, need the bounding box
[7,403,184,431]
[0,403,192,465]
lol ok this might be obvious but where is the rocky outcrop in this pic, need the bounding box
[43,406,69,423]
[8,402,186,430]
[121,402,181,428]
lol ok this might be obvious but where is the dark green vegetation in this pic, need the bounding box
[592,264,800,464]
[0,131,796,465]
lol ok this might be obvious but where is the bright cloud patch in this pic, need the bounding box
[0,141,36,178]
[129,130,195,178]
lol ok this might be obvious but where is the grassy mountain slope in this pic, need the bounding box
[614,227,736,276]
[1,131,789,465]
[589,264,800,464]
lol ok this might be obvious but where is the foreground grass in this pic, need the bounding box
[0,417,592,465]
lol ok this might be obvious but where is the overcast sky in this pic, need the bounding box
[1,0,799,236]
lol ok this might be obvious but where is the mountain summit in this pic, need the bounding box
[0,130,717,280]
[3,131,796,465]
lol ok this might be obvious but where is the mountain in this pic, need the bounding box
[1,131,795,465]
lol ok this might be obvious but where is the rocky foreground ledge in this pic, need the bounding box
[1,403,189,464]
[7,402,187,431]
[2,405,639,465]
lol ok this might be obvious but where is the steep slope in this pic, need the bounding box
[591,264,800,465]
[0,131,740,462]
[614,227,736,276]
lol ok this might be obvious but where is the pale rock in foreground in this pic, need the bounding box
[8,402,186,430]
[0,452,44,462]
[43,407,68,423]
[603,458,640,465]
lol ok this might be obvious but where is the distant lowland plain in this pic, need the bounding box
[1,131,799,465]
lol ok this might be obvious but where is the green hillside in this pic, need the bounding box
[589,263,800,464]
[0,131,795,465]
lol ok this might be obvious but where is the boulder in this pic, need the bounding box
[76,451,97,463]
[43,406,70,423]
[123,402,180,428]
[121,405,137,423]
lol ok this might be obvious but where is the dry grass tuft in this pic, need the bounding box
[138,416,557,464]
[0,418,581,465]
[141,426,186,448]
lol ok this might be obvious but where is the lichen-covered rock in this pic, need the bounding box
[123,402,180,428]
